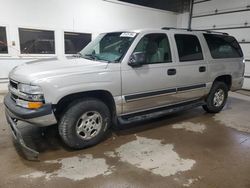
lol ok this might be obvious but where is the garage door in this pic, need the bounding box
[191,0,250,90]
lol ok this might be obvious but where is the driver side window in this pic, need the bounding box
[133,33,172,64]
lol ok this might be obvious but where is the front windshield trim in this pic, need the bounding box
[116,33,138,63]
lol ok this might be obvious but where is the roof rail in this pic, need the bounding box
[162,27,192,31]
[161,27,229,35]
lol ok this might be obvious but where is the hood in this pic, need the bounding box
[9,57,108,84]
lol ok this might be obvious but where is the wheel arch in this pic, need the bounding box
[54,90,117,122]
[213,75,232,90]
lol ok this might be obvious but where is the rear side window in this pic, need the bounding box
[175,34,203,62]
[204,34,243,59]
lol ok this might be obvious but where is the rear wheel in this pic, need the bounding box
[58,98,111,149]
[203,82,228,113]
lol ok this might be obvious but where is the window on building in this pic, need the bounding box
[175,34,203,62]
[133,33,172,64]
[19,28,55,54]
[0,26,8,54]
[204,34,243,59]
[64,32,91,54]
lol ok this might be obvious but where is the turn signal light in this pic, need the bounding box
[16,99,44,109]
[27,102,43,109]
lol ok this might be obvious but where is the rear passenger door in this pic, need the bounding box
[173,33,209,101]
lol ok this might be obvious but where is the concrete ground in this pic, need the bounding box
[0,92,250,188]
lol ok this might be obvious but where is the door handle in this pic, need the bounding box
[199,66,206,72]
[167,69,176,76]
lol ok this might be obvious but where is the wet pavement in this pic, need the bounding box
[0,92,250,188]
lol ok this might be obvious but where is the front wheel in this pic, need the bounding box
[203,82,228,113]
[58,98,111,149]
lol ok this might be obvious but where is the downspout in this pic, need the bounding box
[188,0,194,30]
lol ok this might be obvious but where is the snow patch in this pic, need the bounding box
[106,136,196,177]
[214,110,250,133]
[21,154,112,181]
[21,171,48,179]
[104,151,116,158]
[183,178,199,187]
[172,122,206,133]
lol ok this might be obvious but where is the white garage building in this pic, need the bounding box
[0,0,249,92]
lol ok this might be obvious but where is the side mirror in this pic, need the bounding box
[128,52,146,67]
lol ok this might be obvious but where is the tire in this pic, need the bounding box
[202,81,228,113]
[58,98,111,149]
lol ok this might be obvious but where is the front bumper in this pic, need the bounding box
[5,111,39,160]
[4,93,57,126]
[4,93,57,160]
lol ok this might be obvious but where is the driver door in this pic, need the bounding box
[121,33,180,115]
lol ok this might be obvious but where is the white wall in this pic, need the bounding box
[177,12,190,28]
[0,0,178,92]
[192,0,250,90]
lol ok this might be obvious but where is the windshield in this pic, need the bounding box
[79,32,137,63]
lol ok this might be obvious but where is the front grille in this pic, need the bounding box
[10,80,18,90]
[11,93,18,102]
[9,80,19,102]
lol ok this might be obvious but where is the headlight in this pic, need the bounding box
[18,83,43,94]
[9,81,45,109]
[13,83,45,109]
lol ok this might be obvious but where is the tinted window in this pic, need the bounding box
[19,28,55,54]
[0,27,8,54]
[64,32,91,54]
[175,34,203,62]
[204,34,243,59]
[133,33,172,64]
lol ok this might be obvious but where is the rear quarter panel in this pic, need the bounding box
[200,33,245,91]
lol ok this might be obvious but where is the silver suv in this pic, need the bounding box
[4,28,245,160]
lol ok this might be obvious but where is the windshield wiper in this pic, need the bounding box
[79,53,112,63]
[73,53,101,62]
[83,54,98,60]
[83,54,110,63]
[72,52,85,58]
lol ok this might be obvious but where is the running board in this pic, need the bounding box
[118,99,205,124]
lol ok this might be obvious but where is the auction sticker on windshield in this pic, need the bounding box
[120,32,137,38]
